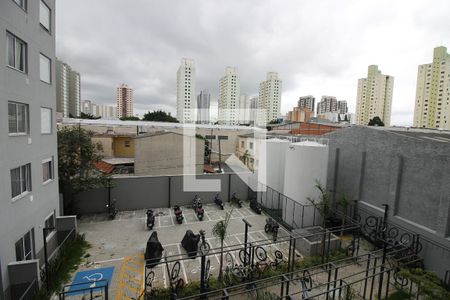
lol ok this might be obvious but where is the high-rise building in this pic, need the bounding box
[298,95,315,113]
[82,100,117,119]
[355,65,394,126]
[337,100,348,114]
[258,72,282,125]
[176,58,196,123]
[218,67,240,125]
[413,46,450,129]
[81,100,93,115]
[249,96,259,125]
[197,90,210,124]
[56,58,80,117]
[116,84,133,118]
[317,96,338,115]
[1,1,61,298]
[239,94,250,124]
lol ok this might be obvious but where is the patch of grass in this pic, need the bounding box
[34,233,90,300]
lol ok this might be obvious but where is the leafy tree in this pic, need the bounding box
[120,116,140,121]
[398,268,450,299]
[368,116,384,126]
[268,119,280,124]
[58,127,111,214]
[142,110,179,123]
[79,112,101,120]
[212,209,233,281]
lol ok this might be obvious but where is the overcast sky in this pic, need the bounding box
[56,0,450,125]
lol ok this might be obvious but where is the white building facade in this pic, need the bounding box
[258,72,282,125]
[355,65,394,126]
[56,58,80,117]
[197,90,210,124]
[218,67,240,125]
[413,46,450,129]
[176,58,196,123]
[116,83,133,118]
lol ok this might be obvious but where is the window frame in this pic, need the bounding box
[39,0,51,33]
[42,157,54,184]
[44,211,56,240]
[15,228,35,262]
[39,53,52,84]
[10,163,32,201]
[40,107,52,134]
[8,101,29,136]
[6,31,27,73]
[12,0,27,11]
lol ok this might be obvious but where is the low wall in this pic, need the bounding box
[74,173,251,214]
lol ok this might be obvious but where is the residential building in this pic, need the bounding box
[197,90,210,124]
[317,112,354,124]
[298,95,315,113]
[116,83,133,118]
[218,67,240,125]
[176,58,196,123]
[1,1,69,298]
[249,96,258,125]
[355,65,394,126]
[286,107,313,123]
[337,100,348,114]
[239,94,250,124]
[56,58,80,117]
[258,72,282,125]
[81,100,116,119]
[81,100,93,115]
[413,46,450,129]
[316,96,338,115]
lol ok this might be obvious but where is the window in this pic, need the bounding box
[39,53,51,83]
[8,102,29,135]
[124,140,130,148]
[44,212,56,238]
[241,141,244,148]
[249,142,254,150]
[40,107,52,134]
[6,31,27,72]
[13,0,27,10]
[39,1,51,32]
[15,229,34,261]
[10,163,31,199]
[42,158,53,183]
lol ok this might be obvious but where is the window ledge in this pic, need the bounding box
[45,230,56,242]
[8,133,29,137]
[11,191,31,203]
[6,65,27,75]
[43,179,54,186]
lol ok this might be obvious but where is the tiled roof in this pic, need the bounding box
[94,161,114,174]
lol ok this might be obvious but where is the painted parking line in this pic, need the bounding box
[116,255,144,300]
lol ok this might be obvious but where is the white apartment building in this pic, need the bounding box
[176,58,196,123]
[239,94,250,124]
[56,58,80,117]
[81,100,116,119]
[355,65,394,126]
[258,72,282,125]
[197,89,210,124]
[249,96,258,125]
[413,46,450,129]
[218,67,240,125]
[317,96,338,115]
[116,83,133,118]
[298,95,315,113]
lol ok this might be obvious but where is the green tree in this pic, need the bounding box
[58,127,111,214]
[368,116,384,126]
[142,110,179,122]
[212,209,233,281]
[79,112,101,120]
[120,116,141,121]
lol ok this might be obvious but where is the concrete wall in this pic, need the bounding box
[92,136,114,157]
[113,136,134,158]
[0,1,60,298]
[326,126,450,278]
[75,173,251,214]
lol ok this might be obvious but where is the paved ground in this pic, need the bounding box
[67,202,298,299]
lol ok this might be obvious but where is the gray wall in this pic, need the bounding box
[75,173,251,214]
[326,126,450,278]
[0,1,59,299]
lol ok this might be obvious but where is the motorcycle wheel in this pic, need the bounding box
[198,214,203,221]
[264,224,270,233]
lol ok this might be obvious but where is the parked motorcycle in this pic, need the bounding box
[230,192,243,208]
[214,193,224,210]
[192,195,204,221]
[249,198,262,214]
[174,205,184,224]
[146,209,155,230]
[264,217,279,241]
[106,199,118,220]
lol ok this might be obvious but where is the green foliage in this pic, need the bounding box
[79,112,101,119]
[120,116,141,121]
[397,268,450,300]
[35,234,90,300]
[307,180,333,224]
[368,116,385,126]
[142,110,179,122]
[384,289,410,300]
[212,210,233,280]
[58,127,112,213]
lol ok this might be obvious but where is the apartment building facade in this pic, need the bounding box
[298,95,315,113]
[413,46,450,129]
[55,58,80,117]
[196,89,210,124]
[258,72,282,125]
[176,58,195,123]
[116,83,133,118]
[355,65,394,126]
[218,67,240,125]
[1,0,61,298]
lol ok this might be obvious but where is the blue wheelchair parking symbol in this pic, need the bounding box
[68,267,114,295]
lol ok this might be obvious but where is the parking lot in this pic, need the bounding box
[72,201,300,299]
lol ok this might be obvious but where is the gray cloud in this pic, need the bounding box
[56,0,450,125]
